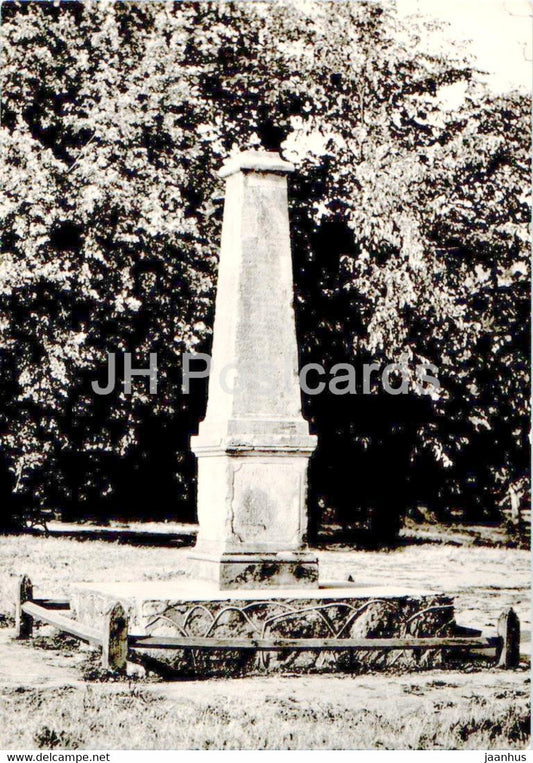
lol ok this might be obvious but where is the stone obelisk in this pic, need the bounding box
[190,150,318,589]
[71,158,456,677]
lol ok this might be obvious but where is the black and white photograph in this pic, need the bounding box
[0,0,530,754]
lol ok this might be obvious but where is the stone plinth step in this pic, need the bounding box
[70,580,455,676]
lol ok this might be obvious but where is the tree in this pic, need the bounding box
[0,1,529,537]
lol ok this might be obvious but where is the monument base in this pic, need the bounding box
[70,580,455,677]
[187,550,319,589]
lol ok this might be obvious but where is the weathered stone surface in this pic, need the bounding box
[189,551,319,589]
[190,150,317,588]
[71,581,455,676]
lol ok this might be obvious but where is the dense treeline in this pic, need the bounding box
[0,1,529,538]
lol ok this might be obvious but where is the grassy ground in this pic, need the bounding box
[0,532,530,749]
[1,532,529,630]
[0,673,529,749]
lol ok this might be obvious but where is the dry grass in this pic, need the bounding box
[0,535,189,623]
[0,681,528,750]
[0,686,529,750]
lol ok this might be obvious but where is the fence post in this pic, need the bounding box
[15,575,33,639]
[102,602,128,673]
[497,608,520,668]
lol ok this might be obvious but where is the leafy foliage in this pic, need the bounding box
[0,1,529,534]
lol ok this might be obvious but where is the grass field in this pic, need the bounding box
[0,531,530,750]
[0,675,529,750]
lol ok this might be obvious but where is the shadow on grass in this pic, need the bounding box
[2,520,526,551]
[1,526,197,548]
[313,526,448,551]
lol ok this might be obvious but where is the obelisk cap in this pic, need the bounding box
[218,149,295,179]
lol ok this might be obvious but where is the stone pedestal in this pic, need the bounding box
[190,151,318,588]
[71,580,455,677]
